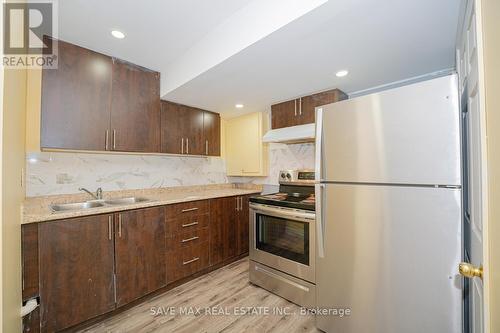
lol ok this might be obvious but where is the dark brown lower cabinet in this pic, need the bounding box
[23,307,40,333]
[22,223,39,302]
[23,195,253,331]
[166,240,210,283]
[38,215,115,332]
[209,197,238,266]
[237,195,250,255]
[114,206,166,307]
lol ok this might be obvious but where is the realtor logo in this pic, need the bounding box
[3,1,58,68]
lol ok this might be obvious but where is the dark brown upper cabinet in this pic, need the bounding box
[40,38,160,153]
[110,59,160,152]
[271,88,348,129]
[271,99,301,129]
[160,101,183,154]
[183,106,205,155]
[203,111,221,156]
[160,100,220,156]
[38,214,115,332]
[114,206,166,307]
[41,38,113,150]
[300,89,348,124]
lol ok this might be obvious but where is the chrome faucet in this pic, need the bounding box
[79,187,103,200]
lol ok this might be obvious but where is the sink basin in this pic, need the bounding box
[50,197,151,213]
[103,197,150,205]
[51,201,105,212]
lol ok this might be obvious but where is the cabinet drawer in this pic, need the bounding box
[165,200,209,220]
[166,214,209,234]
[166,228,209,252]
[166,241,209,284]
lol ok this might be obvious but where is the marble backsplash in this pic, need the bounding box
[26,152,228,197]
[26,143,315,197]
[228,143,315,187]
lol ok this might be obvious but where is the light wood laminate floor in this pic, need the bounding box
[80,258,320,333]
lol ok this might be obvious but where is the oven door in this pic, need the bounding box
[249,203,315,283]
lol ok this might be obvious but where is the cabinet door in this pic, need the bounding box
[110,59,160,152]
[299,89,348,125]
[271,99,298,129]
[237,195,250,255]
[209,197,238,265]
[21,224,39,302]
[226,112,267,176]
[114,207,166,307]
[41,38,112,150]
[203,111,221,156]
[160,101,183,154]
[224,197,239,260]
[184,106,205,155]
[39,215,115,332]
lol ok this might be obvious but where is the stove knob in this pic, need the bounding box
[280,172,286,179]
[286,173,292,179]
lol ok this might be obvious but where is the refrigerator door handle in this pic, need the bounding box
[315,183,326,258]
[315,108,323,182]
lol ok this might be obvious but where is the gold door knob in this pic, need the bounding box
[459,262,483,280]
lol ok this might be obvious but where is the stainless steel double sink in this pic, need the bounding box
[50,197,150,212]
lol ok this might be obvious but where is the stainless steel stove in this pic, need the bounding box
[249,170,316,308]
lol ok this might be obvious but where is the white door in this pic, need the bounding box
[457,0,486,332]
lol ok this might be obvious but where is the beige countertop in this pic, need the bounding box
[22,183,262,224]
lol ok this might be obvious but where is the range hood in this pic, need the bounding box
[262,123,315,144]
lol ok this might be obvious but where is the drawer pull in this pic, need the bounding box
[181,207,198,213]
[181,221,199,228]
[181,236,199,243]
[183,257,200,265]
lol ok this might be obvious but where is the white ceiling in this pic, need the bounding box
[58,0,254,71]
[58,0,461,118]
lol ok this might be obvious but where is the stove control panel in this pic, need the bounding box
[279,170,315,185]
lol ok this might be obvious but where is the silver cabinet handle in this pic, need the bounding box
[206,140,209,155]
[182,221,199,228]
[112,130,116,150]
[105,130,109,150]
[113,273,117,303]
[181,138,184,154]
[183,257,199,265]
[108,216,112,240]
[118,214,122,238]
[186,138,189,154]
[181,236,199,243]
[299,97,302,115]
[294,99,297,116]
[181,207,198,213]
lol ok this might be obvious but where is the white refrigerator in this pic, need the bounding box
[315,75,462,333]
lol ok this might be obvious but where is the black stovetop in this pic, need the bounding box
[249,185,315,211]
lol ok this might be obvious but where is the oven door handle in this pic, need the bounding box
[249,203,315,222]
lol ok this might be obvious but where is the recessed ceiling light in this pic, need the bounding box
[336,70,349,77]
[111,30,125,39]
[235,104,244,108]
